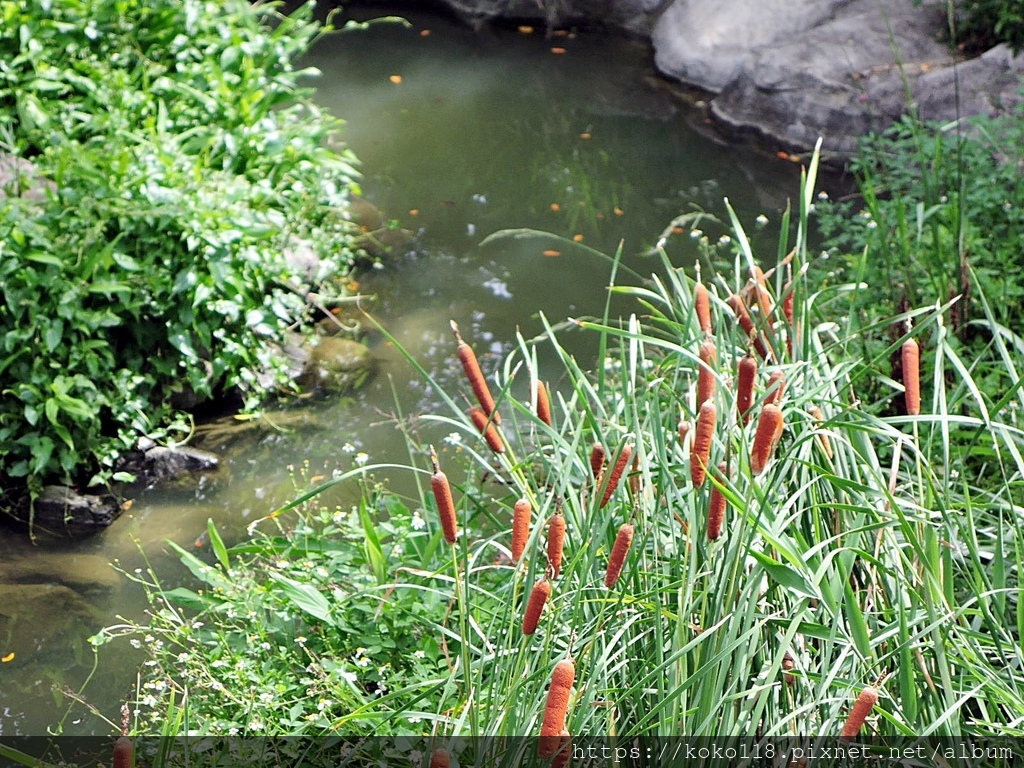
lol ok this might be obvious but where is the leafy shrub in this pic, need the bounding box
[0,0,361,490]
[955,0,1024,52]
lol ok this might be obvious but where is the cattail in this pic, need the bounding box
[707,462,728,541]
[728,294,769,359]
[605,522,635,588]
[697,337,717,406]
[430,447,457,544]
[691,400,717,487]
[782,280,795,325]
[736,353,757,424]
[694,281,712,333]
[599,443,633,509]
[511,497,531,563]
[539,659,576,757]
[808,405,833,460]
[552,729,572,768]
[765,371,786,406]
[782,650,796,686]
[522,578,551,635]
[113,737,133,768]
[451,320,500,424]
[840,686,879,739]
[628,449,641,497]
[678,419,691,450]
[589,442,606,479]
[547,512,566,578]
[429,750,450,768]
[751,404,784,475]
[750,266,774,321]
[536,379,552,426]
[902,338,920,415]
[469,406,504,453]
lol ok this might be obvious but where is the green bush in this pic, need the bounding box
[955,0,1024,52]
[0,0,361,490]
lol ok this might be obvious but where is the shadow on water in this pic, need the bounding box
[0,3,842,734]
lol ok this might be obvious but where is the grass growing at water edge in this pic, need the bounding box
[94,146,1024,742]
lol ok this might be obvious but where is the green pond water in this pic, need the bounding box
[0,4,830,735]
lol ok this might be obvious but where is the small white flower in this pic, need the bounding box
[296,636,307,646]
[442,431,462,446]
[247,720,264,732]
[411,510,426,531]
[866,220,878,230]
[690,229,703,239]
[354,452,369,466]
[718,234,731,245]
[317,699,333,712]
[340,670,358,683]
[817,190,829,200]
[413,650,426,659]
[756,214,769,226]
[342,442,356,453]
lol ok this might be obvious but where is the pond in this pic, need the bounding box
[0,3,828,735]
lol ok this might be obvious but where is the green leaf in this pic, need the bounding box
[168,541,231,591]
[749,550,817,599]
[268,571,336,626]
[207,518,230,571]
[162,587,217,611]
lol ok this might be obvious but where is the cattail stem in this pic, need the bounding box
[840,686,879,739]
[808,405,832,460]
[430,447,458,544]
[522,578,551,635]
[451,320,500,424]
[605,522,635,588]
[539,659,576,757]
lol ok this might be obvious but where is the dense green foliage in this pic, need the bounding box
[955,0,1024,52]
[100,154,1024,742]
[0,0,360,490]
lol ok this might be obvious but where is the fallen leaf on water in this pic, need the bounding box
[552,29,568,37]
[579,132,591,140]
[550,47,566,55]
[420,29,431,36]
[776,151,790,160]
[573,234,584,242]
[518,25,534,34]
[389,75,402,84]
[672,227,684,235]
[121,499,133,511]
[409,209,419,216]
[543,249,561,258]
[614,206,624,216]
[2,652,14,663]
[550,203,560,212]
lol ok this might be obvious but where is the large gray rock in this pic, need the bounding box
[655,0,1024,159]
[14,485,122,536]
[652,0,852,92]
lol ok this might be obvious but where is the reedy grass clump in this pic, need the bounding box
[117,146,1024,744]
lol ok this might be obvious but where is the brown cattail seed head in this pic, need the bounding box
[599,443,633,509]
[113,737,133,768]
[691,400,717,487]
[902,338,920,415]
[808,405,833,460]
[539,659,576,757]
[430,447,458,544]
[782,651,796,686]
[751,404,784,475]
[522,578,551,635]
[841,686,879,740]
[728,294,769,359]
[589,442,606,479]
[605,522,635,588]
[547,512,566,578]
[678,419,691,449]
[736,353,757,424]
[697,337,717,406]
[430,750,451,768]
[536,379,552,426]
[511,497,531,563]
[707,462,728,541]
[452,320,500,424]
[694,281,712,333]
[469,406,504,453]
[765,371,786,406]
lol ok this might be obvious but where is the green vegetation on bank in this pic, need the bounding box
[0,0,360,492]
[95,138,1024,741]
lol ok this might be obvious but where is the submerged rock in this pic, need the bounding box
[0,583,104,656]
[0,553,122,594]
[299,336,377,394]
